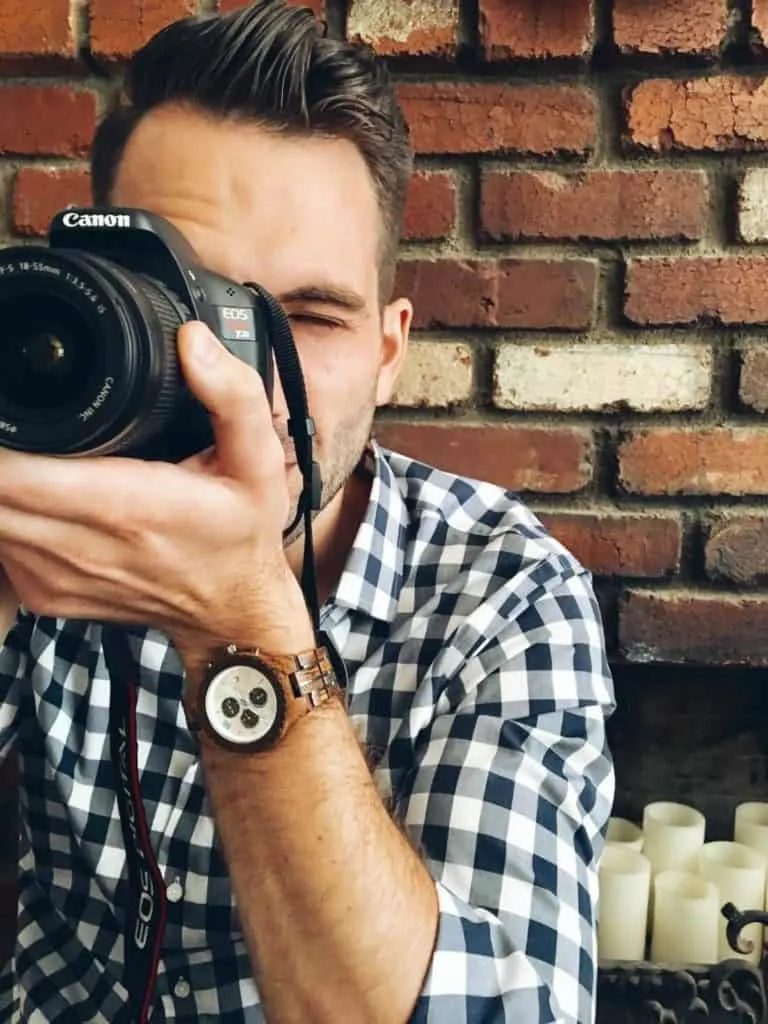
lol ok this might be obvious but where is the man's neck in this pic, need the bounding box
[285,469,373,610]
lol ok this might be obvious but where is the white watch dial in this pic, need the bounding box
[204,664,280,746]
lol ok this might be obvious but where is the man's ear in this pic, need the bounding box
[376,297,412,407]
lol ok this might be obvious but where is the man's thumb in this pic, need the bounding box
[177,320,273,481]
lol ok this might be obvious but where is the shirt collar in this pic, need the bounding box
[326,441,407,623]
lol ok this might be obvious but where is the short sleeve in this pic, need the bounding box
[401,565,615,1023]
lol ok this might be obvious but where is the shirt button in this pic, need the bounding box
[174,978,191,999]
[166,880,184,903]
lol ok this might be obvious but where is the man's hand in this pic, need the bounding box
[0,322,311,657]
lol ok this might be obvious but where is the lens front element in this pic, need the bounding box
[0,248,184,456]
[0,294,100,414]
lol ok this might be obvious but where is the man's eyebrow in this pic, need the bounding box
[276,284,368,313]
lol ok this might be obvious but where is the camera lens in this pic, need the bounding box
[0,295,98,414]
[0,249,186,457]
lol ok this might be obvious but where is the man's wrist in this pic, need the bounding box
[184,639,343,759]
[174,605,316,679]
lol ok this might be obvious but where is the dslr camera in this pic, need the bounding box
[0,208,274,462]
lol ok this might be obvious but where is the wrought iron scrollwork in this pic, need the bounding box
[597,959,766,1022]
[722,902,768,959]
[597,902,768,1021]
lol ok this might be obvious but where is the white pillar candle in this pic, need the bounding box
[734,802,768,907]
[642,802,706,875]
[734,803,768,863]
[598,845,651,962]
[698,841,766,965]
[650,870,720,966]
[606,817,643,851]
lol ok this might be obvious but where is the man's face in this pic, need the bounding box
[111,104,411,535]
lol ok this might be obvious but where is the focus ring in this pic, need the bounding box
[107,274,188,457]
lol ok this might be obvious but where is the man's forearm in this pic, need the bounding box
[197,695,439,1024]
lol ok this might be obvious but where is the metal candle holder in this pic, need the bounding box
[596,903,768,1023]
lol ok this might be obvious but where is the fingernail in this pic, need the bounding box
[191,324,219,365]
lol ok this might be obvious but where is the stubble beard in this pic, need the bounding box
[281,402,377,550]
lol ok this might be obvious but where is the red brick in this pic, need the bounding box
[91,0,196,59]
[395,259,597,330]
[0,86,97,157]
[12,166,92,237]
[626,258,768,325]
[373,424,593,493]
[93,0,327,57]
[397,83,596,156]
[481,170,708,241]
[619,428,768,496]
[217,0,324,14]
[626,77,768,152]
[0,0,74,60]
[348,0,458,57]
[620,590,768,666]
[479,0,592,59]
[614,0,728,55]
[403,171,457,241]
[739,346,768,413]
[537,513,681,577]
[706,517,768,585]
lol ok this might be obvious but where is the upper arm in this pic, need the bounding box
[400,566,616,1022]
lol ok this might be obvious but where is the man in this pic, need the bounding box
[0,2,615,1021]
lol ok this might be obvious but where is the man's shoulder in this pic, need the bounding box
[379,445,586,578]
[378,447,612,708]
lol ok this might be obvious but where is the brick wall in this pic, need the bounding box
[2,0,768,967]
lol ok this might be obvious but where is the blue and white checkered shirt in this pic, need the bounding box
[0,443,615,1023]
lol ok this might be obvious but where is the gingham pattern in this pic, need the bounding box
[0,443,615,1023]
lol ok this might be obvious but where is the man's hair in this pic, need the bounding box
[90,0,413,301]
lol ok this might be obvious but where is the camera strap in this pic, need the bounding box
[101,291,325,1019]
[104,623,167,1024]
[247,283,322,631]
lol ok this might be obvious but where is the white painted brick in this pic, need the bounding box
[494,342,712,412]
[392,341,473,408]
[348,0,458,44]
[739,169,768,242]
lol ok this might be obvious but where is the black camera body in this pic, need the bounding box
[0,207,274,462]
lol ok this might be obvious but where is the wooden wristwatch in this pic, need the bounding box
[187,644,342,753]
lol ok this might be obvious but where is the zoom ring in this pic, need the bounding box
[110,276,188,456]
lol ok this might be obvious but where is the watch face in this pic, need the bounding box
[203,662,285,750]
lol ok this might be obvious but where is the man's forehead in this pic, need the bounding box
[112,105,381,301]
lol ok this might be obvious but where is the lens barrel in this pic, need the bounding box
[0,248,187,456]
